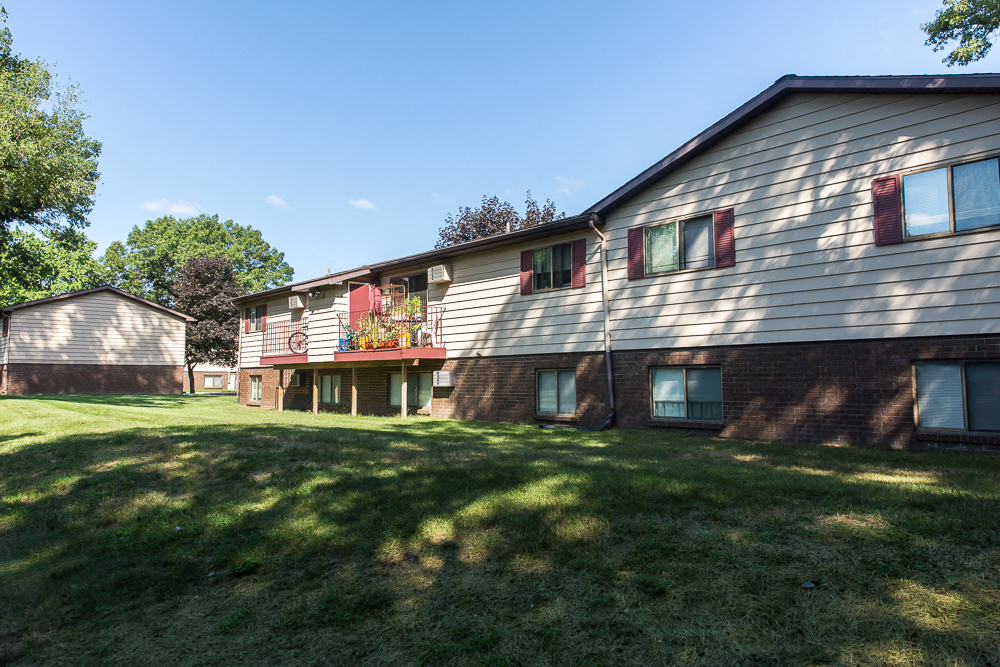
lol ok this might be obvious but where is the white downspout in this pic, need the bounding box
[589,213,616,419]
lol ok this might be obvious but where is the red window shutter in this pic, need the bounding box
[261,304,267,333]
[571,239,586,288]
[714,208,736,268]
[244,308,250,334]
[520,250,533,295]
[627,227,644,280]
[872,175,903,246]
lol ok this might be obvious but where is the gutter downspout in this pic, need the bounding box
[590,213,616,430]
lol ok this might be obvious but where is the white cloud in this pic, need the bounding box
[555,176,584,196]
[349,198,376,211]
[266,195,289,208]
[140,198,201,216]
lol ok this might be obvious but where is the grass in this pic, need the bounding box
[1,394,999,666]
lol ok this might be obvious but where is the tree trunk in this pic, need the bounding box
[187,361,196,394]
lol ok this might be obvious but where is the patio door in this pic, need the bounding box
[348,282,368,329]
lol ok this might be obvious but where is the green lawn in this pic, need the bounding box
[1,395,998,666]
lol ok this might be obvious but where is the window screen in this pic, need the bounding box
[683,216,715,269]
[533,248,552,291]
[537,370,576,415]
[953,158,1000,232]
[686,367,723,420]
[966,362,1000,432]
[903,168,950,236]
[915,363,964,429]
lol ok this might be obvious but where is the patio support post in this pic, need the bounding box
[278,368,284,412]
[351,362,358,416]
[401,360,407,420]
[312,364,318,414]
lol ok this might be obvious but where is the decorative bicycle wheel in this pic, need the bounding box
[288,331,308,354]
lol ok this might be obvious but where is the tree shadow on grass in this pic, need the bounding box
[1,418,998,665]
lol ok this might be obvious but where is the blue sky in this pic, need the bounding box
[6,0,998,281]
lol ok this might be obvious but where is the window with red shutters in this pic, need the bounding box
[714,208,736,268]
[520,250,533,295]
[627,227,644,280]
[872,175,903,246]
[571,239,586,288]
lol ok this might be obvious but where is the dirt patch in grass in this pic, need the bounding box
[1,394,999,666]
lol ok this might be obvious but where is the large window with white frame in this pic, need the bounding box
[651,366,723,421]
[319,374,341,405]
[902,156,1000,238]
[914,362,1000,432]
[537,369,576,416]
[204,375,224,389]
[249,375,262,402]
[389,372,432,409]
[644,214,716,274]
[248,305,264,332]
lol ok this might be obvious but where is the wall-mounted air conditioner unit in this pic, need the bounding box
[428,264,453,284]
[432,370,455,387]
[288,294,306,309]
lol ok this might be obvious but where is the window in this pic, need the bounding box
[389,372,432,409]
[645,215,715,275]
[537,369,576,416]
[249,375,262,402]
[903,157,1000,238]
[289,373,300,388]
[390,273,429,305]
[204,375,224,389]
[320,374,341,404]
[651,367,722,421]
[248,305,264,332]
[533,243,572,291]
[915,362,1000,432]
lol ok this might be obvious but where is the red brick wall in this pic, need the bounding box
[5,363,183,395]
[182,370,233,393]
[239,367,278,408]
[612,334,1000,449]
[437,353,611,428]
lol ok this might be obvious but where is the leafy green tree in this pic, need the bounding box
[101,214,294,307]
[0,6,101,249]
[172,257,243,393]
[435,191,565,248]
[922,0,1000,65]
[0,228,106,307]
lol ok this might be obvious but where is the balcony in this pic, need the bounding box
[261,319,309,364]
[335,299,446,361]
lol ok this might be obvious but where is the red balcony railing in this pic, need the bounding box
[337,302,444,351]
[262,319,309,357]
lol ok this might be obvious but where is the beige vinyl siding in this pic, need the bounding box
[603,92,1000,350]
[8,291,186,365]
[418,232,604,357]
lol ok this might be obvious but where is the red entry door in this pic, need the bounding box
[349,283,368,329]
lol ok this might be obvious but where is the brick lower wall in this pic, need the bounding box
[182,370,233,393]
[613,334,1000,449]
[5,363,183,395]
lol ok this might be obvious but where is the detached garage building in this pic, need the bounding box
[0,286,194,395]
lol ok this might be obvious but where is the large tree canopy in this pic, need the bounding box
[101,214,294,307]
[922,0,1000,65]
[173,257,243,393]
[0,228,106,307]
[435,192,565,248]
[0,6,102,298]
[0,7,101,233]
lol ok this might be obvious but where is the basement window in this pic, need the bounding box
[249,375,262,402]
[320,374,341,404]
[389,372,432,409]
[537,369,576,416]
[915,362,1000,432]
[651,366,722,421]
[204,375,224,389]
